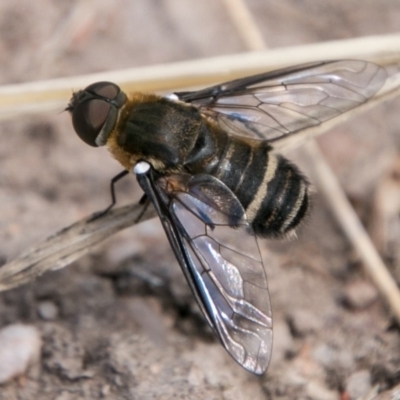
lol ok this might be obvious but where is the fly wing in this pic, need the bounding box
[155,173,273,375]
[175,60,387,145]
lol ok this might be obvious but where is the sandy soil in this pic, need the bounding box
[1,1,400,399]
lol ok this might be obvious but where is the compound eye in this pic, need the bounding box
[86,81,120,100]
[72,98,111,147]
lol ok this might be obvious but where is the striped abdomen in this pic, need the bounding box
[213,137,309,237]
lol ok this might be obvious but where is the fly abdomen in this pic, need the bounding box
[215,138,309,238]
[249,155,309,237]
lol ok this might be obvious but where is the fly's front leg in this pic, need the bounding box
[88,169,129,221]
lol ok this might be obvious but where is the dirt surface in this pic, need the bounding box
[1,1,400,399]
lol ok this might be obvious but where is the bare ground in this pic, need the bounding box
[1,1,400,399]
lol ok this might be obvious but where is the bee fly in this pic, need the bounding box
[67,60,387,374]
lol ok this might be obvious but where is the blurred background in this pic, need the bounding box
[0,1,400,399]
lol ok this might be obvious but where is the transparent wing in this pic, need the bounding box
[175,60,387,145]
[154,173,273,375]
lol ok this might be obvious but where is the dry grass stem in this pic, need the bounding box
[304,141,400,323]
[221,0,267,51]
[0,203,155,292]
[0,34,400,121]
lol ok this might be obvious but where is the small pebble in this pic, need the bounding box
[345,370,371,400]
[0,324,42,384]
[288,309,322,337]
[313,343,354,370]
[37,300,59,320]
[306,381,339,400]
[343,281,378,309]
[101,384,111,397]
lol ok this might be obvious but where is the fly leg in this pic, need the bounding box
[88,169,129,221]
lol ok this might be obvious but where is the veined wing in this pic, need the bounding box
[135,164,272,375]
[175,60,387,145]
